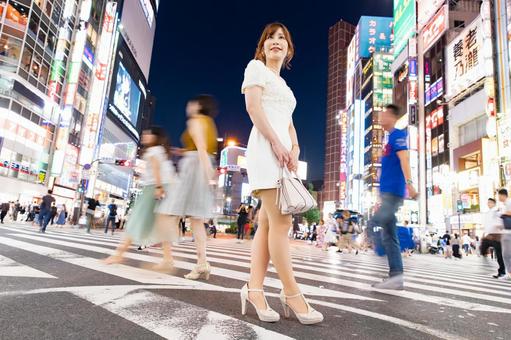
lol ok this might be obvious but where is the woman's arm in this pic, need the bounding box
[149,155,164,199]
[188,118,215,181]
[245,86,290,166]
[288,121,299,172]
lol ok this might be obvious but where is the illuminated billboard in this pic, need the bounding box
[393,0,416,57]
[357,16,393,58]
[113,62,141,126]
[120,0,157,81]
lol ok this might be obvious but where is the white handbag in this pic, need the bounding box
[276,167,317,215]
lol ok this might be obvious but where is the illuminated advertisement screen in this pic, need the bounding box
[113,62,141,126]
[393,0,416,57]
[357,16,393,58]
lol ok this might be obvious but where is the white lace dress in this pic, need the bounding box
[241,59,297,191]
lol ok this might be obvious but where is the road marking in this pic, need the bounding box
[5,232,511,314]
[0,284,466,340]
[0,234,379,302]
[0,254,56,278]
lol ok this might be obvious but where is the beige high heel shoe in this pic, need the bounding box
[240,284,280,322]
[279,291,324,325]
[184,262,211,280]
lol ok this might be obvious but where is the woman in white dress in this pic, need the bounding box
[240,22,323,325]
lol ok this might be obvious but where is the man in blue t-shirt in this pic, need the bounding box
[370,104,418,290]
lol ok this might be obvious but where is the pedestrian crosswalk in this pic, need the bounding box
[0,224,509,340]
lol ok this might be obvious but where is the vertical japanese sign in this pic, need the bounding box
[339,110,348,202]
[393,0,416,57]
[51,0,92,178]
[80,1,117,165]
[357,16,393,58]
[445,17,484,98]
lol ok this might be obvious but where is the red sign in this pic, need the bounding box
[427,107,444,129]
[486,97,496,117]
[409,80,418,103]
[422,5,448,52]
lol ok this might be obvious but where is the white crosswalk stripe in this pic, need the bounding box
[0,224,510,340]
[0,254,56,278]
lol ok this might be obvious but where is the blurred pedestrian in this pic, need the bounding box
[13,200,20,222]
[39,190,55,233]
[56,205,67,227]
[481,197,506,278]
[208,219,217,238]
[157,95,219,279]
[85,194,101,233]
[368,104,418,290]
[105,127,178,270]
[462,233,471,256]
[315,219,327,249]
[237,204,248,242]
[240,23,322,324]
[104,199,118,235]
[0,201,9,224]
[50,204,58,225]
[452,234,462,259]
[498,189,511,280]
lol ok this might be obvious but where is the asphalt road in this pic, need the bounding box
[0,222,509,340]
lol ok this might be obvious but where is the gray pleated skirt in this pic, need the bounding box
[164,152,215,219]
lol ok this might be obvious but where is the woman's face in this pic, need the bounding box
[141,131,157,146]
[186,101,201,118]
[263,27,289,65]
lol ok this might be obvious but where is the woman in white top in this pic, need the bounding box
[105,127,177,268]
[240,22,323,325]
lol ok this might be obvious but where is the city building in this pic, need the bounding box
[417,0,481,232]
[322,20,355,215]
[391,0,420,226]
[0,0,94,206]
[342,16,394,217]
[0,0,158,220]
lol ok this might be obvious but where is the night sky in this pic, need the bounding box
[149,0,392,181]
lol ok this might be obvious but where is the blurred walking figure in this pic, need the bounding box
[452,234,462,259]
[481,197,506,278]
[0,201,9,224]
[105,127,177,269]
[105,199,118,235]
[39,190,55,233]
[497,189,511,280]
[240,23,323,324]
[85,194,101,233]
[158,95,218,280]
[13,200,20,222]
[56,205,67,227]
[368,104,418,290]
[315,219,327,249]
[462,233,471,256]
[237,204,248,242]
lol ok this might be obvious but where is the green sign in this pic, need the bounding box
[393,0,416,57]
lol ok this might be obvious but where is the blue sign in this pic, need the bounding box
[409,58,417,78]
[357,16,394,58]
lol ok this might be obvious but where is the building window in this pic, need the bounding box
[459,115,487,146]
[0,34,22,66]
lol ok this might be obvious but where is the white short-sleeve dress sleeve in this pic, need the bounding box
[241,59,297,191]
[241,59,268,93]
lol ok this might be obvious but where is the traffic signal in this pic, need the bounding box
[115,159,131,167]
